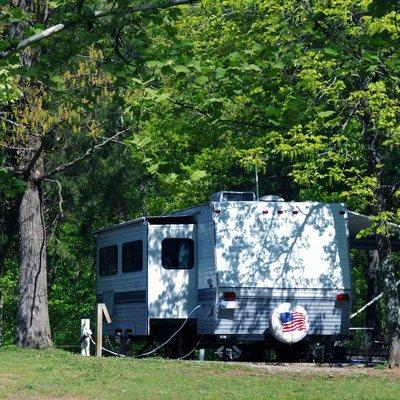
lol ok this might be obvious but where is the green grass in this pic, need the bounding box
[0,347,399,399]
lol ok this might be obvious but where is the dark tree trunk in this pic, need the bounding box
[364,250,380,356]
[7,1,52,348]
[365,250,379,330]
[377,234,400,368]
[15,168,51,348]
[361,101,400,367]
[0,293,3,346]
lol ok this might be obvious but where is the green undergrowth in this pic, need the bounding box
[0,347,399,399]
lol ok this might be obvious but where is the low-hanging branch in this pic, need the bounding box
[0,0,198,59]
[44,128,128,178]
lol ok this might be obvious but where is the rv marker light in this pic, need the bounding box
[278,209,284,214]
[292,210,299,215]
[214,209,221,214]
[336,293,350,301]
[262,210,269,214]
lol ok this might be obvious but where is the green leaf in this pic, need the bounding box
[147,163,160,174]
[188,60,202,72]
[215,68,226,79]
[146,60,163,68]
[317,110,336,118]
[172,65,190,74]
[155,93,170,102]
[272,61,284,70]
[243,64,261,72]
[323,48,339,56]
[190,170,207,181]
[195,76,209,85]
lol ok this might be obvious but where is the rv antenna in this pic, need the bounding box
[255,165,259,200]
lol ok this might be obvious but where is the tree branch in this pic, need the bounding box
[23,120,66,179]
[44,128,128,178]
[44,178,64,218]
[0,0,198,59]
[168,97,272,129]
[0,165,26,174]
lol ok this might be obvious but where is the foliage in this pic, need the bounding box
[0,0,399,348]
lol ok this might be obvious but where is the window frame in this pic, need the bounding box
[122,240,143,273]
[161,238,195,270]
[99,245,118,276]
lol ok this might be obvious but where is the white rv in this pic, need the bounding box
[96,191,354,359]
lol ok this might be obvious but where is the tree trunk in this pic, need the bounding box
[363,250,380,357]
[361,102,400,367]
[365,250,379,330]
[0,293,3,346]
[15,173,52,348]
[377,235,400,368]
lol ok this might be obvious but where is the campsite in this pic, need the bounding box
[1,0,400,399]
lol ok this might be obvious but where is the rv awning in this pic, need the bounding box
[347,211,400,251]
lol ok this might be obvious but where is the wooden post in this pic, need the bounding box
[80,319,91,356]
[96,303,112,357]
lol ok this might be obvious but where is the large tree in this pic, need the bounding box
[121,0,400,366]
[0,0,196,348]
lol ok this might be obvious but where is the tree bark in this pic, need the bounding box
[361,100,400,367]
[0,293,3,346]
[15,168,52,348]
[377,234,400,368]
[365,250,379,330]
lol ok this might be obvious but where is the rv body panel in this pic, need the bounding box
[147,223,197,319]
[169,205,217,334]
[95,198,352,344]
[213,201,350,289]
[214,287,350,336]
[96,221,148,336]
[211,201,351,337]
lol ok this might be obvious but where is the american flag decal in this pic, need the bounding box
[279,311,307,332]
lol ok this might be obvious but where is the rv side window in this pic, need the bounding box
[122,240,143,273]
[99,245,118,276]
[161,238,194,269]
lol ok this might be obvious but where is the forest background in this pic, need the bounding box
[0,0,399,363]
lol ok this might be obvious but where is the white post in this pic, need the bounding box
[199,348,205,361]
[81,318,91,356]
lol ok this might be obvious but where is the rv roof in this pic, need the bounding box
[95,215,197,235]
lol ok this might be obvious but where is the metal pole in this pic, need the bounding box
[255,165,259,200]
[350,279,400,320]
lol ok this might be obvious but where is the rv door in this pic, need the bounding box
[147,224,197,318]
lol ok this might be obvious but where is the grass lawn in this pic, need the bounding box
[0,346,399,399]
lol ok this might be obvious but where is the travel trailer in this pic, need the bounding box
[96,191,366,359]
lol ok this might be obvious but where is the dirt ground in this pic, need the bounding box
[225,361,400,377]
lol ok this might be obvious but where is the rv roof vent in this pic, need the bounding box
[210,191,256,202]
[260,195,284,202]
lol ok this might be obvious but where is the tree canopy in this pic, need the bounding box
[0,0,399,365]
